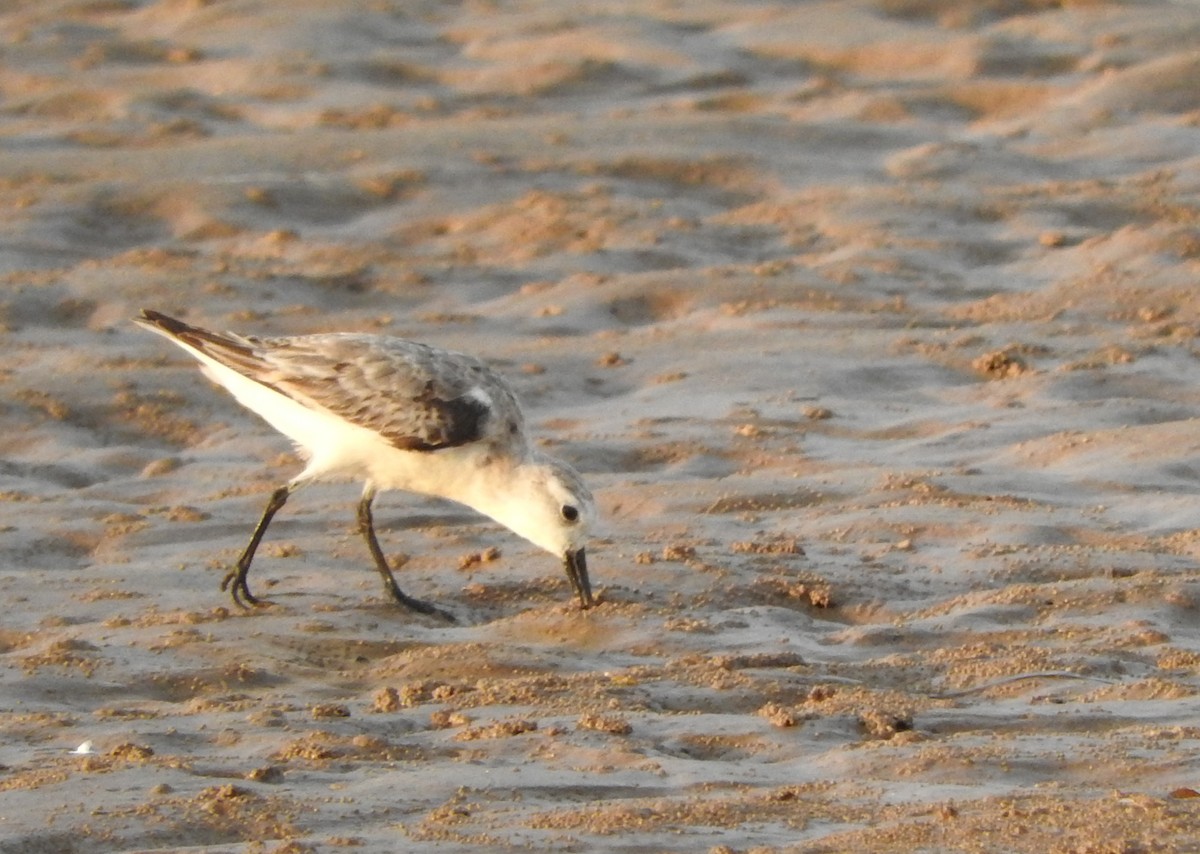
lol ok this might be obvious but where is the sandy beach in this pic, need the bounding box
[3,0,1200,850]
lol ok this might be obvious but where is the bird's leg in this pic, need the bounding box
[222,483,293,608]
[357,487,455,622]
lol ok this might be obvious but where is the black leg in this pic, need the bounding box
[222,484,292,608]
[358,488,454,621]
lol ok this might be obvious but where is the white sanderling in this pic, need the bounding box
[135,309,596,620]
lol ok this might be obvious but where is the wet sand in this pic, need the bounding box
[3,1,1200,851]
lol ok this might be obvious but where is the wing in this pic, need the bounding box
[136,310,523,452]
[265,334,512,452]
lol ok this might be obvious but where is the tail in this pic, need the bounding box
[134,308,267,375]
[134,308,195,339]
[134,309,241,347]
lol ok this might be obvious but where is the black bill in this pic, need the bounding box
[563,547,594,609]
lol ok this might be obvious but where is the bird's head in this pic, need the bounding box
[483,455,596,608]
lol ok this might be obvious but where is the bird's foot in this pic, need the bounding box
[221,567,265,609]
[385,581,455,622]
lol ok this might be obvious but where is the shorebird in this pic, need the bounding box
[134,309,596,619]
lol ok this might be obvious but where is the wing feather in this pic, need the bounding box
[136,310,520,452]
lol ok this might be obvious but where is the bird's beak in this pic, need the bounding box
[563,547,594,609]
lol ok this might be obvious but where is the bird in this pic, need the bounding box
[134,309,596,620]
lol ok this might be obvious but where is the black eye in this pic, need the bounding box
[560,505,579,523]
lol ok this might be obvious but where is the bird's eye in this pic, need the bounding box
[560,505,580,523]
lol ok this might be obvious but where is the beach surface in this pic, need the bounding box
[3,1,1200,851]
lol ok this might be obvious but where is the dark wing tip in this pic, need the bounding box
[134,309,257,365]
[135,309,191,336]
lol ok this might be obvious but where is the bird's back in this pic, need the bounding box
[136,310,528,459]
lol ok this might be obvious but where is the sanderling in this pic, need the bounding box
[135,309,596,619]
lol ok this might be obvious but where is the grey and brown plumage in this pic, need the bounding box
[135,309,596,618]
